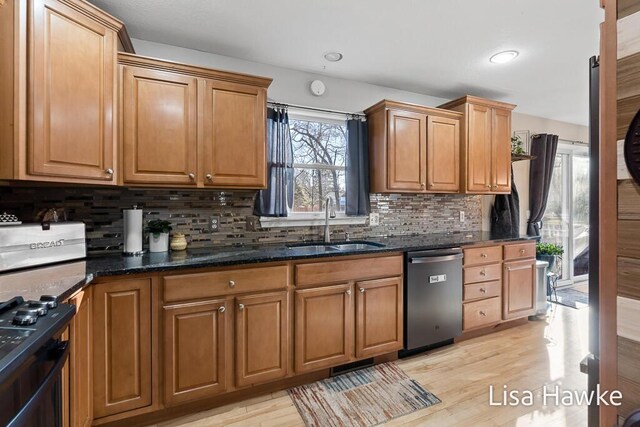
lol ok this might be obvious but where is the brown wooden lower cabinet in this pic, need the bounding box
[503,259,536,320]
[163,298,230,406]
[235,291,289,387]
[355,277,403,358]
[294,283,353,373]
[68,289,93,427]
[92,278,153,418]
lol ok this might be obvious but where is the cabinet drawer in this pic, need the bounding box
[463,280,501,302]
[504,242,536,261]
[295,255,403,287]
[164,264,289,303]
[463,297,501,330]
[463,245,502,266]
[463,263,501,284]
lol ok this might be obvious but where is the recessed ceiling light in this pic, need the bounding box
[489,50,519,64]
[324,51,343,62]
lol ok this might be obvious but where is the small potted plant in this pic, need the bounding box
[145,219,172,253]
[536,242,564,270]
[511,135,525,155]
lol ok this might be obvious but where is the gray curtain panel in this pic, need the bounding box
[491,166,520,235]
[527,133,559,235]
[254,107,294,217]
[346,118,370,216]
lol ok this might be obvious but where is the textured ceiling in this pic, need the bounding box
[90,0,602,125]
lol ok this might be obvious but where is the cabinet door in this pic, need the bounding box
[235,292,288,387]
[122,66,198,185]
[163,299,228,406]
[386,109,426,192]
[294,284,353,373]
[69,290,93,427]
[93,278,152,418]
[355,277,403,358]
[491,108,512,193]
[466,104,492,192]
[503,260,536,320]
[427,116,460,192]
[30,0,116,182]
[202,80,267,188]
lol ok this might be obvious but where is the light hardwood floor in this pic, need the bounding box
[153,305,589,427]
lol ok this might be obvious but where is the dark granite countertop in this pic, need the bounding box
[0,232,538,302]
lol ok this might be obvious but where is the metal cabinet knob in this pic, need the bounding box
[481,253,487,258]
[479,310,486,316]
[105,168,114,175]
[218,306,225,313]
[238,304,245,311]
[229,280,235,288]
[519,249,526,255]
[480,270,486,276]
[206,174,213,181]
[480,288,487,293]
[420,183,426,189]
[346,289,352,296]
[188,172,196,180]
[486,185,492,189]
[359,288,365,293]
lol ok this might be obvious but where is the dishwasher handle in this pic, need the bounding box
[409,253,463,264]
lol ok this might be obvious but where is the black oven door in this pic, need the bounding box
[0,339,69,427]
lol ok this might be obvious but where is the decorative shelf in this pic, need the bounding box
[511,153,536,162]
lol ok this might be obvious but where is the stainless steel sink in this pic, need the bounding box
[287,241,385,254]
[287,245,341,255]
[331,243,385,251]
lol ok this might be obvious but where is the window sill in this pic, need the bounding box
[259,214,368,228]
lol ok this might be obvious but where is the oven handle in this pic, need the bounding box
[408,253,463,263]
[7,341,69,427]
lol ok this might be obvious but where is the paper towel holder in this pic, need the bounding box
[123,205,145,257]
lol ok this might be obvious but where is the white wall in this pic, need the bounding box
[132,38,590,235]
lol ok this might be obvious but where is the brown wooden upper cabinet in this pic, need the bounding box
[0,0,133,184]
[118,54,271,188]
[365,100,462,193]
[438,95,516,194]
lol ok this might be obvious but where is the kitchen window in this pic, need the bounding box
[259,108,366,227]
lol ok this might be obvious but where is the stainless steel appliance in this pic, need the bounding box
[0,295,74,427]
[404,248,463,352]
[0,222,86,272]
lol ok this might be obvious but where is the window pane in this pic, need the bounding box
[293,168,345,212]
[541,153,570,280]
[289,117,347,213]
[572,155,589,277]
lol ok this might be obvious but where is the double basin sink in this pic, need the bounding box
[287,241,385,255]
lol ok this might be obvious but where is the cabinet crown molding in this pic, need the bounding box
[438,95,517,111]
[363,99,462,119]
[117,53,273,88]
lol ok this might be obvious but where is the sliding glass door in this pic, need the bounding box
[541,144,589,285]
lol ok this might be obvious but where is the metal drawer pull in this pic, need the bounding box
[218,306,225,313]
[480,288,487,293]
[238,304,245,311]
[229,280,235,288]
[479,310,487,316]
[359,288,365,293]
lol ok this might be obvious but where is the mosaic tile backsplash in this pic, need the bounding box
[0,186,482,253]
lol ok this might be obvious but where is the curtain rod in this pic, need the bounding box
[267,100,365,118]
[531,133,587,146]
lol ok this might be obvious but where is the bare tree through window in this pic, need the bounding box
[289,116,347,212]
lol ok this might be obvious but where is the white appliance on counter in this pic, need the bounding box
[0,222,86,272]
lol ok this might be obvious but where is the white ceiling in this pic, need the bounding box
[89,0,602,126]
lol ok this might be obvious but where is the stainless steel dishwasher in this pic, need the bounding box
[404,248,463,352]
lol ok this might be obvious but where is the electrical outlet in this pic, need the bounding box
[369,212,380,226]
[459,211,465,223]
[209,215,220,232]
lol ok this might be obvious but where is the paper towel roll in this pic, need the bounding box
[123,206,143,254]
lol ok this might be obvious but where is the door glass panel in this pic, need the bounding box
[572,155,589,277]
[541,153,570,280]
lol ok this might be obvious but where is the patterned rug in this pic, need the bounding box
[288,363,440,427]
[552,287,589,309]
